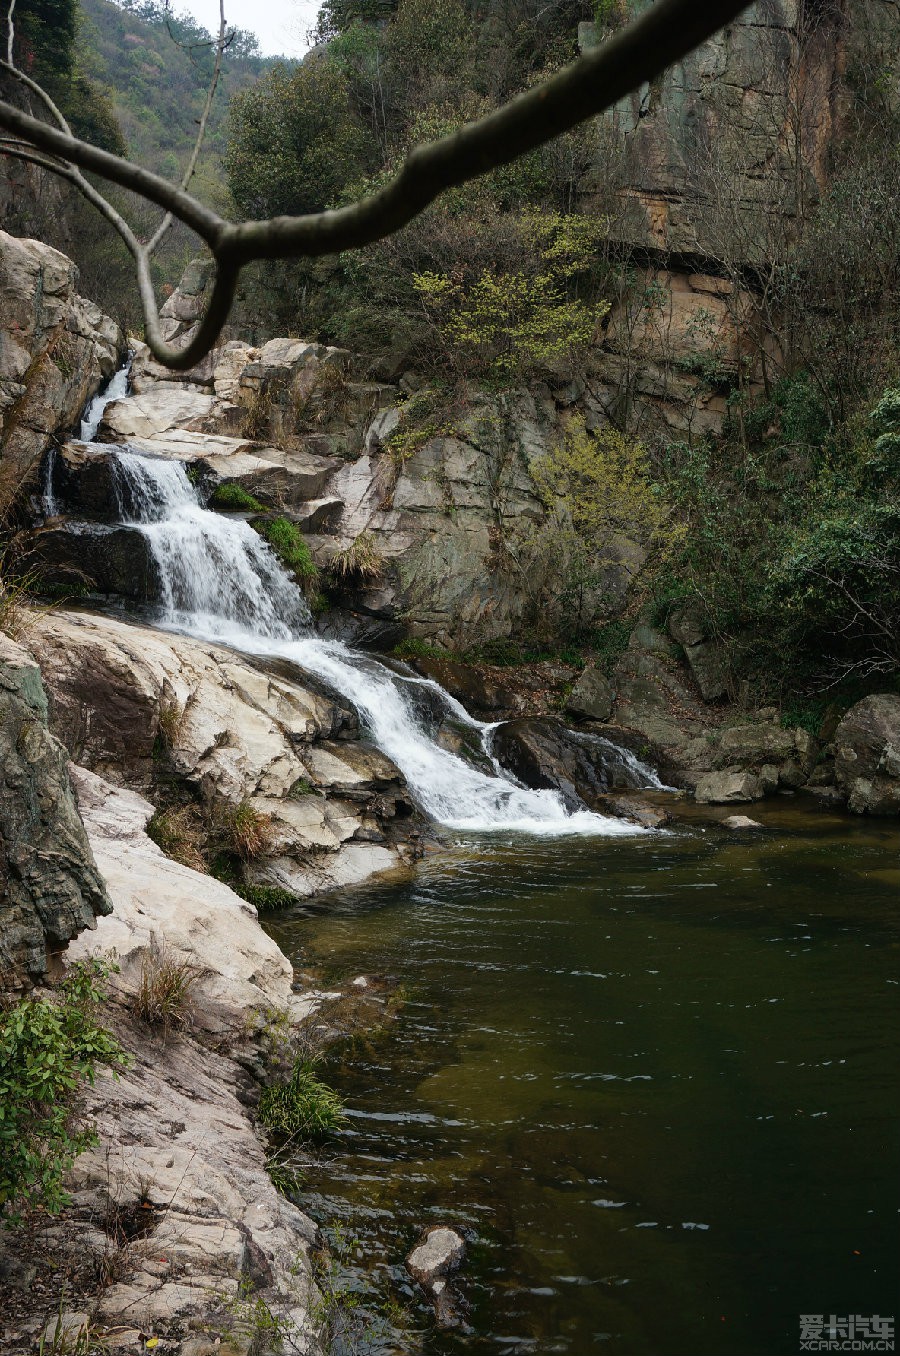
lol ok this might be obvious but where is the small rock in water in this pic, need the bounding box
[406,1226,466,1287]
[722,814,763,830]
[407,1227,468,1331]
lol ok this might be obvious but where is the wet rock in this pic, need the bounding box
[412,655,516,713]
[602,794,670,829]
[694,768,764,804]
[48,443,121,521]
[565,667,615,722]
[407,1226,466,1286]
[29,610,415,896]
[491,717,654,812]
[0,632,110,989]
[834,694,900,815]
[722,814,763,829]
[19,522,157,602]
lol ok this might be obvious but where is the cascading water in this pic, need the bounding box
[80,363,130,442]
[70,370,660,835]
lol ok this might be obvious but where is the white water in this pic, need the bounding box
[69,372,658,836]
[80,364,130,442]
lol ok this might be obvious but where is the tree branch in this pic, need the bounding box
[0,0,751,368]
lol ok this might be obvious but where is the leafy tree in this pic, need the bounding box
[227,59,369,219]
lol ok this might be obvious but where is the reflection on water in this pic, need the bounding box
[268,805,900,1356]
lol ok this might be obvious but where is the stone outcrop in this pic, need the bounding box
[834,694,900,815]
[0,762,326,1351]
[0,631,110,989]
[0,231,121,511]
[67,768,305,1029]
[29,609,418,896]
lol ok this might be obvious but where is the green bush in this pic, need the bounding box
[210,482,267,513]
[0,961,126,1220]
[258,1060,345,1140]
[259,517,319,584]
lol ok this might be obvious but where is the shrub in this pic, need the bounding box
[0,961,126,1220]
[259,517,320,587]
[258,1060,345,1141]
[132,942,202,1040]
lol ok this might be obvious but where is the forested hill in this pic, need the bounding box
[76,0,290,207]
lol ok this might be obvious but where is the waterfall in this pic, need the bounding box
[74,371,657,836]
[80,364,130,442]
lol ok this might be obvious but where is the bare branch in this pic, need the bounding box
[0,0,751,368]
[6,0,14,67]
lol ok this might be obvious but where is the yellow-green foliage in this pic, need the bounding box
[502,417,679,642]
[413,212,610,378]
[531,416,673,554]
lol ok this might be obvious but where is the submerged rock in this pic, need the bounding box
[722,814,763,829]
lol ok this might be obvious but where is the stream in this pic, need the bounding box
[51,371,899,1355]
[269,812,899,1356]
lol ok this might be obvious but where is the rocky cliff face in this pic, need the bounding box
[0,231,122,513]
[586,0,853,259]
[0,631,110,989]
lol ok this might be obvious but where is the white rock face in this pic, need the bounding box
[30,609,412,897]
[66,766,307,1027]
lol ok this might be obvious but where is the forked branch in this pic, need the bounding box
[0,0,750,370]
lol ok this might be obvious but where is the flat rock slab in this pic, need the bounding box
[722,814,763,829]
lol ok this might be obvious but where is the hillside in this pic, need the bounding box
[76,0,289,211]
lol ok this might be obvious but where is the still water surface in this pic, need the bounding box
[269,803,899,1356]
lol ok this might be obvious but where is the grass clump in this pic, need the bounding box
[146,805,205,871]
[258,1059,344,1141]
[392,637,448,661]
[132,941,202,1041]
[330,530,384,583]
[240,884,302,912]
[210,482,267,513]
[220,798,275,861]
[0,561,41,641]
[259,516,319,586]
[0,960,126,1220]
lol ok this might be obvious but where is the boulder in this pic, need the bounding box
[0,632,109,988]
[66,768,300,1025]
[491,717,658,812]
[694,768,764,804]
[20,522,157,601]
[406,1227,466,1288]
[97,383,217,443]
[565,666,615,722]
[48,442,121,521]
[834,694,900,815]
[0,230,122,510]
[683,639,728,702]
[722,814,763,829]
